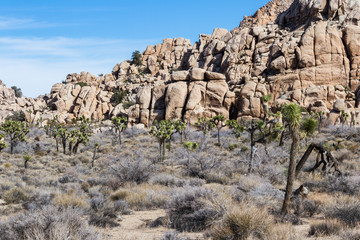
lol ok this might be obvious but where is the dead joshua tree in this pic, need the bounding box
[295,143,342,177]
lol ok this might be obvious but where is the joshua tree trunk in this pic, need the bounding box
[282,128,300,214]
[162,140,166,160]
[217,128,221,146]
[24,160,28,169]
[62,140,66,154]
[10,141,14,154]
[279,130,285,146]
[56,138,59,152]
[69,142,73,156]
[118,131,122,145]
[73,142,80,154]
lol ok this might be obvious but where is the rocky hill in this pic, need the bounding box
[2,0,360,126]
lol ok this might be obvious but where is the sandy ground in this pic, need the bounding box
[99,209,204,240]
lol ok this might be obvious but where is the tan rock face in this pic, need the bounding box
[3,0,360,126]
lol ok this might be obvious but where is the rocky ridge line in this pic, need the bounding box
[1,0,360,126]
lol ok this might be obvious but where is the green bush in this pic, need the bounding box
[11,86,22,98]
[110,90,127,106]
[5,111,26,122]
[131,50,142,66]
[76,82,88,87]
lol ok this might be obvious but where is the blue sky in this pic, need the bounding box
[0,0,269,97]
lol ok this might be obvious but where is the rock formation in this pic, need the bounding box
[2,0,360,126]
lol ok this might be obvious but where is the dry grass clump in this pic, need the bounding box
[111,184,170,210]
[308,220,342,237]
[269,224,301,240]
[210,203,273,240]
[53,192,87,208]
[3,187,29,204]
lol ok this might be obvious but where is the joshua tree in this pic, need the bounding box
[281,103,302,214]
[23,154,32,169]
[183,141,199,166]
[174,119,186,144]
[226,117,282,173]
[72,117,92,154]
[111,116,128,145]
[45,116,61,152]
[57,125,69,154]
[195,117,215,141]
[210,115,226,146]
[150,120,175,161]
[0,120,29,154]
[340,110,349,127]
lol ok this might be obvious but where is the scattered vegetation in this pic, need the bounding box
[0,109,358,239]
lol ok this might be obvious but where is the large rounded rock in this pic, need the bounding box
[190,68,206,81]
[333,99,347,112]
[171,71,189,81]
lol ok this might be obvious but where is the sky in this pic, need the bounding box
[0,0,269,97]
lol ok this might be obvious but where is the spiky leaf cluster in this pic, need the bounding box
[1,120,29,143]
[183,141,198,151]
[150,120,175,142]
[225,119,244,138]
[195,117,215,135]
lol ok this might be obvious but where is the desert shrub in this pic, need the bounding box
[88,195,127,228]
[324,197,360,227]
[4,187,29,204]
[5,111,26,122]
[11,86,22,97]
[308,220,342,237]
[161,231,190,240]
[0,206,100,240]
[148,174,205,187]
[305,175,360,195]
[302,199,320,217]
[233,175,283,207]
[167,188,217,232]
[22,189,54,210]
[110,90,127,106]
[210,204,273,240]
[131,50,142,66]
[257,164,285,185]
[108,154,156,184]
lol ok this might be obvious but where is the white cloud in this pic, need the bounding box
[0,16,52,30]
[0,37,160,97]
